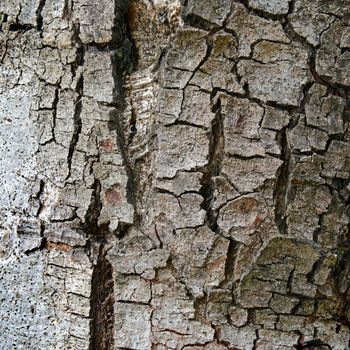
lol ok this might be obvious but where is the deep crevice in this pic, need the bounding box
[89,248,115,350]
[8,21,33,31]
[333,241,350,324]
[294,339,331,350]
[221,238,239,289]
[36,0,46,30]
[273,126,291,235]
[199,94,224,232]
[84,178,107,236]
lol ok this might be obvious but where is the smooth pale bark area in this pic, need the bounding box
[0,0,350,349]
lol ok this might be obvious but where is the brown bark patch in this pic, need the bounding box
[100,138,115,153]
[46,241,73,252]
[104,186,122,206]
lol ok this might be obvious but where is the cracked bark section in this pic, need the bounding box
[35,0,45,30]
[89,248,115,350]
[200,94,225,232]
[66,77,83,181]
[274,126,291,235]
[108,7,138,229]
[85,179,104,235]
[2,0,350,348]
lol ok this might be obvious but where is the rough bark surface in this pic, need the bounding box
[1,0,350,349]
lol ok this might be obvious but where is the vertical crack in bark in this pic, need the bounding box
[334,238,350,324]
[108,1,138,226]
[87,1,135,346]
[85,178,105,235]
[89,247,115,350]
[274,126,291,235]
[87,1,137,345]
[52,87,59,136]
[252,329,259,350]
[36,0,46,30]
[221,238,239,289]
[200,94,224,232]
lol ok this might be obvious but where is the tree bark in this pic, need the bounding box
[0,0,350,349]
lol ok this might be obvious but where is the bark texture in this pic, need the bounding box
[1,0,350,349]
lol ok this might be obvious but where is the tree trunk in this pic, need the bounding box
[0,0,350,349]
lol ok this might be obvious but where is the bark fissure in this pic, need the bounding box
[274,126,291,235]
[89,249,115,350]
[200,94,224,233]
